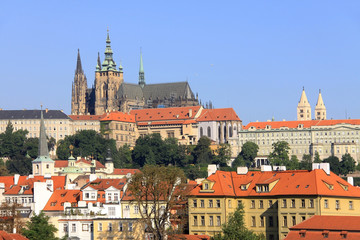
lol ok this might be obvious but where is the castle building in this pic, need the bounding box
[71,31,199,115]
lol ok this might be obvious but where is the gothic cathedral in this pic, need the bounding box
[71,31,199,115]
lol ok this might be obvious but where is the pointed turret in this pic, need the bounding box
[297,87,311,120]
[96,52,101,71]
[76,49,83,74]
[315,89,326,120]
[32,109,54,176]
[101,29,117,70]
[138,49,145,88]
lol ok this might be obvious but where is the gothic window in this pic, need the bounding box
[229,126,233,138]
[224,126,227,140]
[200,127,203,137]
[207,127,211,138]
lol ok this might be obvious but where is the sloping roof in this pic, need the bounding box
[168,234,210,240]
[82,178,127,191]
[0,230,29,240]
[54,160,68,168]
[189,169,360,198]
[75,158,105,169]
[130,106,202,122]
[243,119,360,130]
[0,176,16,191]
[285,215,360,240]
[142,82,195,100]
[43,189,81,211]
[100,112,135,123]
[197,108,241,122]
[111,169,140,175]
[117,83,144,99]
[69,114,106,121]
[0,110,70,120]
[4,176,66,195]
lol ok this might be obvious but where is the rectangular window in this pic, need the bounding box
[349,201,354,210]
[292,216,296,226]
[228,200,232,208]
[72,223,76,233]
[193,200,197,208]
[128,223,133,232]
[109,207,116,216]
[216,200,221,208]
[98,223,102,231]
[209,200,213,208]
[282,199,287,208]
[209,216,214,226]
[291,199,295,208]
[336,200,340,209]
[309,199,314,208]
[119,223,123,231]
[238,200,242,207]
[201,216,205,226]
[134,205,139,214]
[283,216,287,227]
[200,200,204,208]
[301,199,305,208]
[259,200,264,209]
[268,200,273,208]
[260,216,264,227]
[324,199,329,208]
[63,224,68,233]
[251,216,256,227]
[82,224,89,231]
[108,223,112,232]
[251,200,255,208]
[216,216,221,226]
[193,216,198,226]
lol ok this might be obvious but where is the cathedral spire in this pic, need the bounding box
[38,109,49,157]
[96,52,101,71]
[315,89,326,120]
[76,49,83,74]
[138,48,145,88]
[102,29,117,70]
[297,87,311,120]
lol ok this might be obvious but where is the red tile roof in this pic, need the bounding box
[111,169,140,175]
[100,112,135,123]
[0,176,16,191]
[197,108,241,122]
[285,215,360,240]
[130,106,202,122]
[243,119,360,130]
[69,114,107,121]
[4,176,66,195]
[43,189,81,211]
[83,178,127,191]
[54,159,105,169]
[189,169,360,198]
[54,160,68,168]
[0,231,28,240]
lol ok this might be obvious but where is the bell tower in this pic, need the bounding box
[94,30,123,115]
[297,87,311,121]
[315,89,326,120]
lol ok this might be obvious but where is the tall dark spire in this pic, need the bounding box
[38,110,49,157]
[96,52,101,71]
[138,49,145,88]
[76,49,83,74]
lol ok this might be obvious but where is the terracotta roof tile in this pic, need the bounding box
[43,189,81,211]
[130,106,202,122]
[4,176,66,195]
[82,178,127,191]
[111,169,140,175]
[100,112,135,122]
[69,114,107,121]
[0,230,29,240]
[197,108,241,122]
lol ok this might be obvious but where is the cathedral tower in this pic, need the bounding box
[297,87,311,121]
[71,49,88,115]
[94,30,124,115]
[138,50,145,88]
[315,89,326,120]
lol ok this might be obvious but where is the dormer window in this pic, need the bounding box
[204,183,209,190]
[256,184,269,193]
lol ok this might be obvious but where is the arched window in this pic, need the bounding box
[229,126,233,138]
[207,126,211,138]
[101,84,106,98]
[200,127,203,137]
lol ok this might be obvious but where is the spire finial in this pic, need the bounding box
[76,49,83,74]
[303,86,304,91]
[139,48,145,88]
[319,89,321,93]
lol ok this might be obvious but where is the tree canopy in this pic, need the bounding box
[21,212,60,240]
[232,141,258,168]
[269,141,290,166]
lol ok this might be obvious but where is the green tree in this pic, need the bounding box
[269,141,290,166]
[212,202,264,240]
[314,151,321,163]
[300,154,312,170]
[340,153,356,175]
[213,143,231,167]
[288,155,300,170]
[6,155,33,175]
[115,144,133,168]
[323,156,341,175]
[21,212,59,240]
[127,165,187,240]
[233,142,259,168]
[191,136,213,165]
[0,122,28,158]
[132,133,164,167]
[56,130,117,163]
[183,165,207,180]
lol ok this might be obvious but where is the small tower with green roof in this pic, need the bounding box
[32,109,54,176]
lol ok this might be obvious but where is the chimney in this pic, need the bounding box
[312,163,330,175]
[208,164,217,177]
[45,108,49,113]
[237,167,248,175]
[189,109,193,118]
[347,177,354,186]
[14,174,20,185]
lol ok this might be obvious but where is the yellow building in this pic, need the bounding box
[188,165,360,240]
[92,218,147,240]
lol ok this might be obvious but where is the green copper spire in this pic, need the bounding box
[101,29,118,71]
[33,109,53,163]
[138,49,145,88]
[119,60,123,73]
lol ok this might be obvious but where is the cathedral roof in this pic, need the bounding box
[142,81,195,100]
[117,83,144,99]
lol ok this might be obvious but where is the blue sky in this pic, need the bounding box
[1,1,360,124]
